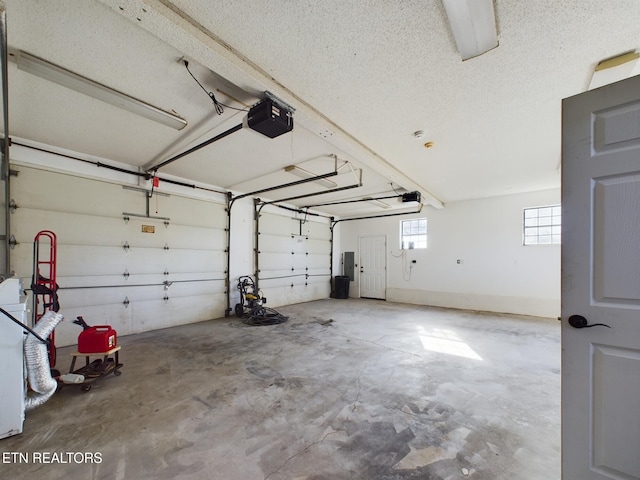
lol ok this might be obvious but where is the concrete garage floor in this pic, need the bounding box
[2,299,560,480]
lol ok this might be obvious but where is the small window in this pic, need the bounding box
[523,205,561,245]
[401,218,427,249]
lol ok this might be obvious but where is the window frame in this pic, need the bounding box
[400,217,427,250]
[522,205,561,246]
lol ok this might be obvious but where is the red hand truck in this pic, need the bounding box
[31,230,59,368]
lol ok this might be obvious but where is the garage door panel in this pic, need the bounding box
[11,165,228,346]
[263,282,330,308]
[258,233,296,253]
[13,246,130,283]
[307,254,330,269]
[307,238,329,254]
[56,246,224,277]
[57,246,171,276]
[258,267,294,277]
[59,274,145,289]
[260,268,308,279]
[258,276,305,289]
[58,285,165,308]
[307,275,330,285]
[122,249,225,275]
[257,210,331,306]
[12,209,128,247]
[12,167,140,216]
[58,273,225,291]
[121,217,170,248]
[57,245,130,276]
[132,294,225,332]
[57,277,223,308]
[259,253,294,270]
[259,214,297,235]
[163,254,226,275]
[168,271,226,283]
[54,249,225,284]
[166,278,224,295]
[157,196,226,229]
[308,277,331,285]
[306,223,331,241]
[166,225,226,250]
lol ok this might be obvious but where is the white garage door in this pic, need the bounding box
[10,166,227,346]
[257,208,331,307]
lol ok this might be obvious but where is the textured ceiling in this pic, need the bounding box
[3,0,640,216]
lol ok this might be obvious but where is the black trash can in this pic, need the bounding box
[333,275,350,299]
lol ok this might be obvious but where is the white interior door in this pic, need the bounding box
[562,74,640,479]
[359,235,386,299]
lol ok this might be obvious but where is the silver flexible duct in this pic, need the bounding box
[24,311,63,411]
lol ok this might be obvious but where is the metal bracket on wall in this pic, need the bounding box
[123,296,130,308]
[123,241,130,252]
[123,269,129,280]
[8,199,17,213]
[8,234,17,249]
[122,185,171,221]
[123,211,170,222]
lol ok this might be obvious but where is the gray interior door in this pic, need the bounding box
[561,74,640,479]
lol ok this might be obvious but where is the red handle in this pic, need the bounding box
[93,326,113,332]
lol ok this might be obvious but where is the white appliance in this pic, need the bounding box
[0,278,28,439]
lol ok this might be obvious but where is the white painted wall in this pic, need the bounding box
[228,195,255,312]
[339,189,561,318]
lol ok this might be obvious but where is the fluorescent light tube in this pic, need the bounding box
[589,51,640,90]
[364,197,391,209]
[16,50,188,130]
[442,0,498,61]
[284,165,338,188]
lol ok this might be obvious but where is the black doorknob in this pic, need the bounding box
[568,315,611,329]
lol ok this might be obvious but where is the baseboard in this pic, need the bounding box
[386,287,560,318]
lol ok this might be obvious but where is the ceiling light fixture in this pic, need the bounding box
[588,50,640,90]
[15,50,188,130]
[364,197,391,209]
[442,0,498,61]
[284,165,338,188]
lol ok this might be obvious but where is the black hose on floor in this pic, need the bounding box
[243,307,288,326]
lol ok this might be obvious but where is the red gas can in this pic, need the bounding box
[78,326,117,353]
